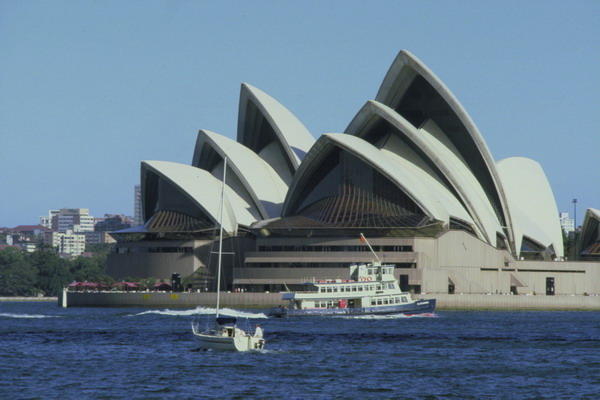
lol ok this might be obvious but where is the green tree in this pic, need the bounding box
[0,247,38,296]
[30,249,71,296]
[69,254,113,285]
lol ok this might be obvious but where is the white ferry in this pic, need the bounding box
[269,261,436,317]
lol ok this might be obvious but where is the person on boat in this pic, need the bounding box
[254,324,263,338]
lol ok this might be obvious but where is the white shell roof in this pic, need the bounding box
[580,208,600,254]
[346,100,496,244]
[374,49,515,251]
[237,83,315,168]
[142,160,257,234]
[496,157,564,258]
[419,119,505,246]
[283,133,450,222]
[193,130,288,219]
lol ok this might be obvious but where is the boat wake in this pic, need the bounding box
[345,312,438,320]
[0,313,59,319]
[131,307,268,319]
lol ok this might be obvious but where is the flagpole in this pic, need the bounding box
[360,232,380,262]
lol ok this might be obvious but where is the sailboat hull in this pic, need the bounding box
[193,331,264,351]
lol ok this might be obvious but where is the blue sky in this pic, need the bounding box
[1,0,598,228]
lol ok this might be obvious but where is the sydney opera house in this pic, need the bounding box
[107,50,599,297]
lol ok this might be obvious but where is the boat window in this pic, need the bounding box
[388,283,394,289]
[377,285,382,291]
[346,286,351,292]
[320,288,326,293]
[358,286,363,292]
[401,296,407,303]
[333,287,338,292]
[368,269,373,275]
[327,287,332,293]
[371,300,376,306]
[377,299,382,305]
[352,286,357,292]
[340,287,344,292]
[383,299,389,305]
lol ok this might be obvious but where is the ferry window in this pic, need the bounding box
[346,286,351,292]
[371,300,376,306]
[388,283,394,289]
[352,286,357,292]
[401,296,407,303]
[368,269,373,275]
[333,287,338,292]
[377,285,382,291]
[383,299,389,305]
[377,299,382,305]
[358,286,363,292]
[340,287,344,292]
[327,287,332,293]
[320,288,326,293]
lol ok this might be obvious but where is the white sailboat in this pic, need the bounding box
[191,157,265,351]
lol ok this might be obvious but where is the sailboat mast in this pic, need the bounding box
[215,157,227,319]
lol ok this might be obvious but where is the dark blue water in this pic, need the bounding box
[1,302,598,399]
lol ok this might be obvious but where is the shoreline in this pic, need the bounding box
[55,291,600,311]
[0,297,58,302]
[3,293,599,311]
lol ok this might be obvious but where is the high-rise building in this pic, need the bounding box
[40,210,59,229]
[44,229,86,257]
[51,208,95,232]
[133,185,143,227]
[95,214,131,232]
[560,212,575,234]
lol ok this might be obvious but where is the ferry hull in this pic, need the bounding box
[270,299,436,318]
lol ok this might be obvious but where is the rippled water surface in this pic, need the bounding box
[1,302,598,399]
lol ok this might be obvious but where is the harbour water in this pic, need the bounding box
[1,302,598,399]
